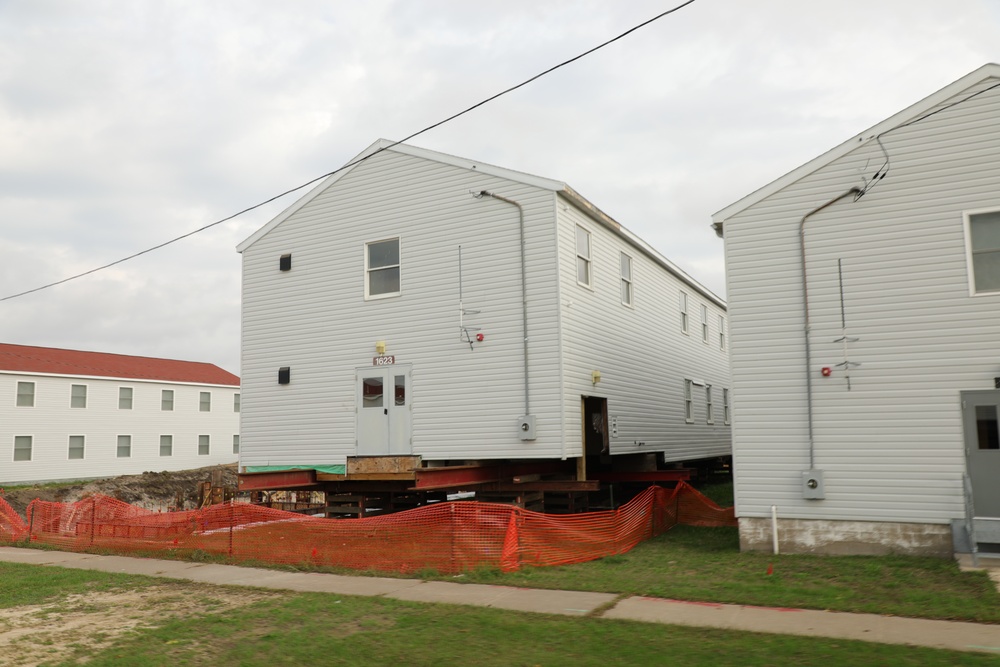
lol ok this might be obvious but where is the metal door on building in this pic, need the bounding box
[961,390,1000,518]
[356,366,412,456]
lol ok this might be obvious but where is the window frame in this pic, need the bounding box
[161,389,174,411]
[16,381,34,407]
[200,391,211,412]
[620,252,633,306]
[234,393,241,413]
[723,388,731,425]
[575,226,592,288]
[701,304,709,343]
[13,435,32,462]
[117,435,132,458]
[719,315,727,351]
[68,435,85,460]
[198,434,210,456]
[679,292,689,334]
[70,384,87,409]
[364,237,401,300]
[964,208,1000,295]
[683,379,693,423]
[706,385,714,425]
[233,434,240,455]
[159,435,173,457]
[119,386,133,410]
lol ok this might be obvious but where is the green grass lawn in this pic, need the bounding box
[1,563,996,667]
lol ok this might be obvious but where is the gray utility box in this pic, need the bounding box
[802,469,825,499]
[518,415,536,441]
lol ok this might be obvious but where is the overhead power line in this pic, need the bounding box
[1,0,699,303]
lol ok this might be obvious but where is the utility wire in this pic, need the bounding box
[1,0,699,303]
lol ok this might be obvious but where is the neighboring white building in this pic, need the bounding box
[712,64,1000,557]
[237,140,730,479]
[1,343,240,485]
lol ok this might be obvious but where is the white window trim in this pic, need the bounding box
[620,252,633,307]
[719,315,727,351]
[364,237,402,300]
[68,435,85,460]
[159,435,173,457]
[679,291,689,335]
[199,434,211,456]
[161,389,174,411]
[16,381,34,407]
[200,391,211,412]
[683,379,693,423]
[70,384,87,409]
[233,434,240,455]
[119,386,133,410]
[723,388,731,425]
[706,385,714,425]
[963,207,1000,296]
[117,435,132,458]
[575,226,592,289]
[13,435,32,462]
[701,304,709,343]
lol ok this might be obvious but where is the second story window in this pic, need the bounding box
[620,253,633,306]
[234,393,241,413]
[119,387,133,410]
[967,210,1000,294]
[200,392,211,412]
[679,292,689,334]
[365,238,400,299]
[576,226,591,287]
[701,304,709,343]
[70,384,87,409]
[16,382,34,407]
[161,390,174,411]
[719,315,727,351]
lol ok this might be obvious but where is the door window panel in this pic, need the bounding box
[363,377,384,407]
[976,405,1000,449]
[394,375,406,406]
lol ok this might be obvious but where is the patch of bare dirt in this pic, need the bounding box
[0,583,278,667]
[0,465,239,517]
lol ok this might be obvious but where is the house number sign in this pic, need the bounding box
[373,355,396,366]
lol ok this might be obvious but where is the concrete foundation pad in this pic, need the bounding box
[604,597,1000,654]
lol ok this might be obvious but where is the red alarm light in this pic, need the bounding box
[821,367,832,377]
[476,333,485,342]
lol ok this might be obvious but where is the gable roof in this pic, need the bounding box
[237,139,726,308]
[0,343,239,386]
[712,62,1000,233]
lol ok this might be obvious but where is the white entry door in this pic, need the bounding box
[356,365,412,456]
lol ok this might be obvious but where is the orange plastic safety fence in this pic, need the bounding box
[20,483,734,574]
[0,496,28,543]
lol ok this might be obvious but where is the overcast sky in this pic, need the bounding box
[2,1,999,375]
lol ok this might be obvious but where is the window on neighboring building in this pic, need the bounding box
[161,389,174,411]
[365,238,400,298]
[620,253,633,306]
[967,210,1000,294]
[16,382,34,407]
[119,387,133,410]
[234,393,241,412]
[576,226,591,287]
[679,292,689,334]
[160,435,172,457]
[719,315,727,351]
[13,436,32,462]
[706,385,714,424]
[70,384,87,408]
[701,304,709,343]
[199,435,210,456]
[723,388,731,425]
[117,435,132,458]
[684,380,693,423]
[233,434,240,454]
[200,392,211,412]
[68,435,85,460]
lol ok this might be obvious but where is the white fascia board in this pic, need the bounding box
[0,370,238,388]
[559,187,726,310]
[712,63,1000,230]
[236,139,566,253]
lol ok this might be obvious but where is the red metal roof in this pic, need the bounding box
[0,343,239,386]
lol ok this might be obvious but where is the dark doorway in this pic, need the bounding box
[582,396,609,456]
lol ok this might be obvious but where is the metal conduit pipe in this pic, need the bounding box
[799,187,861,469]
[475,190,531,416]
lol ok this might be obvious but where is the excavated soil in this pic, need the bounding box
[0,465,239,517]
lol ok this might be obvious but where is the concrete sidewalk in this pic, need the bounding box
[2,547,1000,655]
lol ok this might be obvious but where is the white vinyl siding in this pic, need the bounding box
[365,237,401,299]
[70,384,86,408]
[16,382,34,407]
[13,435,31,462]
[720,75,1000,526]
[68,435,85,460]
[965,209,1000,294]
[118,387,133,410]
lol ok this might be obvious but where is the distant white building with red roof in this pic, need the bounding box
[1,343,240,485]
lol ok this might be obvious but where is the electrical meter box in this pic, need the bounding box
[518,415,536,441]
[802,469,825,499]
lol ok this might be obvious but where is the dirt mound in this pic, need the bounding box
[0,464,238,517]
